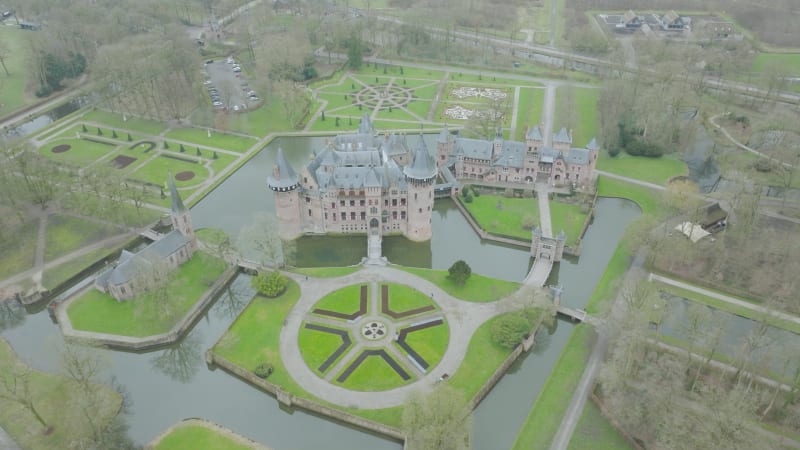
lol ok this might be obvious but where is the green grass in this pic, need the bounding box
[446,314,514,399]
[412,84,439,101]
[213,279,306,395]
[585,243,632,316]
[298,323,351,375]
[152,422,252,450]
[39,138,119,167]
[752,53,800,74]
[353,65,444,80]
[597,152,688,186]
[334,352,415,391]
[0,27,32,117]
[398,320,449,370]
[42,247,115,290]
[165,128,256,153]
[384,283,437,313]
[317,91,356,111]
[597,176,660,216]
[512,324,595,450]
[129,154,209,188]
[0,338,122,450]
[403,99,432,119]
[555,87,600,147]
[209,153,238,175]
[462,195,537,240]
[44,215,121,262]
[655,282,800,335]
[550,201,590,247]
[514,87,545,141]
[82,110,167,136]
[0,219,39,280]
[67,253,226,337]
[291,266,362,278]
[397,266,520,302]
[567,400,633,450]
[312,284,369,317]
[374,107,417,122]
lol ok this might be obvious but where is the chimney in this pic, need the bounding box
[273,164,280,180]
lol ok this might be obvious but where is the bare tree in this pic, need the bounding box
[0,361,50,430]
[402,385,471,450]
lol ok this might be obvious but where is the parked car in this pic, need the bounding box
[233,66,242,73]
[213,101,223,107]
[232,105,240,112]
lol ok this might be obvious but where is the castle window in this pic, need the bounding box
[308,209,312,216]
[340,200,345,206]
[351,212,356,220]
[392,199,397,206]
[325,213,328,220]
[121,287,126,294]
[419,208,422,213]
[392,211,397,219]
[414,193,418,200]
[400,199,406,206]
[385,199,389,206]
[305,197,310,203]
[349,200,354,206]
[304,177,307,183]
[370,207,377,214]
[331,202,335,209]
[401,211,406,219]
[360,200,365,206]
[360,212,366,220]
[341,212,346,220]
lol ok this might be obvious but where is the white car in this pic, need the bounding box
[213,101,223,107]
[232,105,240,112]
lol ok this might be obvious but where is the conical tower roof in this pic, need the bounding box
[437,126,451,144]
[403,135,437,180]
[267,148,300,191]
[358,112,374,135]
[168,172,187,214]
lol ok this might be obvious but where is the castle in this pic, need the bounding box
[436,125,599,187]
[95,174,196,300]
[269,114,598,242]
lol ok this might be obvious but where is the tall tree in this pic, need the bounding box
[402,385,471,450]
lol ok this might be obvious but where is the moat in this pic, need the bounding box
[2,136,641,449]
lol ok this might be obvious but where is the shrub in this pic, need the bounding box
[179,144,185,153]
[522,214,536,230]
[196,147,202,156]
[503,187,514,198]
[213,151,218,159]
[112,130,118,139]
[755,158,772,172]
[461,185,471,197]
[473,189,480,197]
[97,128,103,136]
[608,147,620,157]
[463,193,473,203]
[81,124,88,132]
[253,362,274,379]
[491,313,532,348]
[164,141,169,149]
[251,271,288,297]
[127,133,132,141]
[447,260,471,286]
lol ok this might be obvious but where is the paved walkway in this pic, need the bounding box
[649,273,800,327]
[279,266,523,409]
[537,189,553,238]
[0,425,21,450]
[542,84,556,147]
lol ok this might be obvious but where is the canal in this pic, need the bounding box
[2,135,641,449]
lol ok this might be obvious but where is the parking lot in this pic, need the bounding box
[203,57,259,112]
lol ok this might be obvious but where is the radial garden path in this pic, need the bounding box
[279,266,525,409]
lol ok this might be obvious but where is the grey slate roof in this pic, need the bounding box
[267,148,299,190]
[403,136,437,180]
[565,148,590,165]
[455,138,493,160]
[586,138,599,151]
[493,141,526,168]
[553,127,572,144]
[168,173,186,214]
[358,112,374,135]
[437,127,451,144]
[145,230,192,259]
[96,231,192,288]
[526,125,543,141]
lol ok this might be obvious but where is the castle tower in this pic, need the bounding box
[436,126,453,167]
[554,230,566,262]
[364,167,383,234]
[358,112,374,135]
[403,136,437,241]
[492,127,503,160]
[267,148,302,240]
[525,125,544,155]
[553,127,572,152]
[168,173,196,248]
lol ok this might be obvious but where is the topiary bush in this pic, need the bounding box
[253,362,274,379]
[491,313,532,348]
[251,270,288,298]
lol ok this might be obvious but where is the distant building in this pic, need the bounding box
[268,114,437,242]
[621,10,642,29]
[660,11,689,31]
[436,125,599,187]
[95,174,196,301]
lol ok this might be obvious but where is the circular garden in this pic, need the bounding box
[298,283,449,391]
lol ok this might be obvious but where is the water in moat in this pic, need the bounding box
[2,135,641,449]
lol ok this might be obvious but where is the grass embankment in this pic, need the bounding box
[397,266,520,302]
[567,400,633,450]
[44,215,121,262]
[597,152,688,186]
[82,110,167,135]
[67,252,226,337]
[165,128,256,153]
[0,338,122,450]
[152,421,262,450]
[461,194,587,247]
[0,27,33,116]
[511,324,596,450]
[0,220,39,280]
[42,247,115,290]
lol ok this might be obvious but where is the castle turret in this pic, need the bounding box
[553,127,572,152]
[267,148,302,240]
[436,126,453,167]
[403,136,437,241]
[554,229,566,262]
[168,173,196,248]
[492,127,503,160]
[358,112,374,135]
[526,125,543,155]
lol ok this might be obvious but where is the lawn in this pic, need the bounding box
[152,422,254,450]
[66,252,226,337]
[0,219,39,281]
[549,201,590,247]
[404,99,433,119]
[397,266,520,302]
[353,65,444,80]
[317,91,355,111]
[165,127,256,153]
[82,110,167,136]
[128,154,209,188]
[597,152,688,186]
[0,27,32,116]
[461,195,538,241]
[398,320,449,370]
[514,87,545,141]
[597,176,660,216]
[213,279,307,396]
[511,324,595,450]
[334,352,415,391]
[0,338,122,450]
[751,53,800,74]
[44,214,121,262]
[584,242,632,316]
[446,314,514,400]
[567,400,633,450]
[312,284,369,317]
[298,323,351,375]
[39,138,119,167]
[375,107,418,122]
[384,283,437,313]
[42,247,115,290]
[555,87,600,147]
